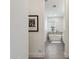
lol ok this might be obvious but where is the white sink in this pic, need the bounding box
[47,32,63,43]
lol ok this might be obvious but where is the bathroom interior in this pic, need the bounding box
[28,0,69,59]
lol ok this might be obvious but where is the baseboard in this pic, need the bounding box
[29,52,69,59]
[29,52,44,57]
[64,54,69,59]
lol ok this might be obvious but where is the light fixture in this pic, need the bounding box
[45,0,48,2]
[53,5,56,8]
[52,0,57,8]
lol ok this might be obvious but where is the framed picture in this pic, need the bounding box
[28,15,39,32]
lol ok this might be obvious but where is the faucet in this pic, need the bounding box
[51,26,56,32]
[51,26,55,32]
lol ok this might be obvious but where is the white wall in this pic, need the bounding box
[10,0,28,59]
[45,0,64,16]
[28,0,45,57]
[63,0,69,58]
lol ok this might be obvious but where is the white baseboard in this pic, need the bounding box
[29,52,45,57]
[29,52,69,58]
[64,54,69,58]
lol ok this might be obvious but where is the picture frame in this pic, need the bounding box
[28,15,39,32]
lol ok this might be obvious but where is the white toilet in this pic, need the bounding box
[45,32,64,59]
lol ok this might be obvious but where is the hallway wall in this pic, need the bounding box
[28,0,45,57]
[10,0,28,59]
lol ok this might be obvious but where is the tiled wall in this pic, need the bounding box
[47,16,64,32]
